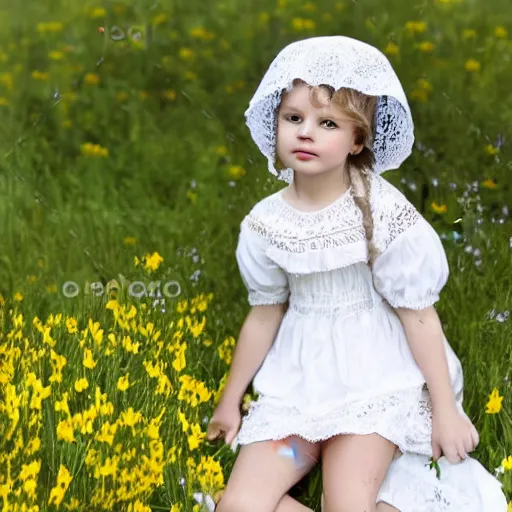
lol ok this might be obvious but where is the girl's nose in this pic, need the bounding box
[298,120,313,137]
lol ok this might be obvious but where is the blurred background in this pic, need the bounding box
[0,0,511,510]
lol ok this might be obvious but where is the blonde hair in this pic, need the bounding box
[277,79,381,265]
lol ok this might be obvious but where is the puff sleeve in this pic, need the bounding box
[235,218,290,306]
[372,215,449,310]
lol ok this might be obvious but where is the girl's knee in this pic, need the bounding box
[322,494,377,512]
[216,489,274,512]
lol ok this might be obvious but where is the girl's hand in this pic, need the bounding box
[207,401,242,446]
[431,406,480,464]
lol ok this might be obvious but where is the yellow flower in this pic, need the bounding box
[84,73,100,85]
[431,202,447,214]
[37,22,64,33]
[495,26,508,39]
[179,48,194,61]
[227,165,246,180]
[56,419,76,442]
[502,455,512,470]
[66,317,78,334]
[417,78,433,92]
[117,374,130,391]
[144,251,164,272]
[405,21,427,33]
[410,89,428,103]
[484,144,499,156]
[481,178,498,189]
[48,465,73,506]
[507,501,512,512]
[80,142,109,157]
[485,387,504,414]
[163,89,176,101]
[462,28,477,40]
[49,50,65,61]
[465,59,481,72]
[188,423,206,450]
[417,41,435,52]
[74,377,89,392]
[83,349,97,369]
[170,504,182,512]
[89,7,106,18]
[14,292,24,302]
[384,42,399,56]
[291,18,316,31]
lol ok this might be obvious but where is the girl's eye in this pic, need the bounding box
[286,115,337,128]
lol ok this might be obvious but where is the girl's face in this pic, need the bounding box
[276,82,362,178]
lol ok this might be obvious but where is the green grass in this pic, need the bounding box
[0,0,511,510]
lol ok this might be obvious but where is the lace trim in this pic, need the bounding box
[235,386,437,455]
[244,174,421,259]
[248,290,289,306]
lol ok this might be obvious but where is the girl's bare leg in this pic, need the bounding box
[376,503,400,511]
[275,494,314,511]
[216,436,320,512]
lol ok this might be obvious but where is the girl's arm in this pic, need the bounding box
[219,301,288,407]
[394,305,456,414]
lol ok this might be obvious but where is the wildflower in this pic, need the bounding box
[484,144,499,156]
[188,423,206,450]
[465,59,481,72]
[89,7,106,18]
[48,464,73,506]
[417,41,435,52]
[163,89,176,101]
[495,26,508,39]
[117,374,130,391]
[66,317,78,334]
[218,336,236,364]
[84,73,100,85]
[405,21,427,33]
[37,22,64,33]
[14,292,23,302]
[179,48,194,61]
[431,202,448,214]
[481,178,498,189]
[227,165,246,180]
[384,41,399,56]
[291,18,316,31]
[56,419,76,442]
[49,50,65,61]
[74,377,89,393]
[485,387,504,414]
[80,142,109,157]
[502,455,512,470]
[144,251,164,272]
[83,349,97,369]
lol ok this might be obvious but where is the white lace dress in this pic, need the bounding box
[232,174,507,511]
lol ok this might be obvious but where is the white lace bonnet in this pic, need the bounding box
[244,36,415,184]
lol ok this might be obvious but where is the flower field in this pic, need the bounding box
[0,0,511,510]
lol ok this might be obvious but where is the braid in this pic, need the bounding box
[347,164,380,267]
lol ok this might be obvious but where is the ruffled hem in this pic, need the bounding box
[234,386,437,456]
[377,452,507,511]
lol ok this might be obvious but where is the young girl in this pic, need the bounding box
[207,36,507,511]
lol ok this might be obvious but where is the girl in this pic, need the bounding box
[207,36,507,511]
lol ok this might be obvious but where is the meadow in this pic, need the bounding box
[0,0,511,510]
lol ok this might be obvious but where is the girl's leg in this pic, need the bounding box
[216,436,320,512]
[276,494,314,511]
[321,433,397,512]
[376,503,400,511]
